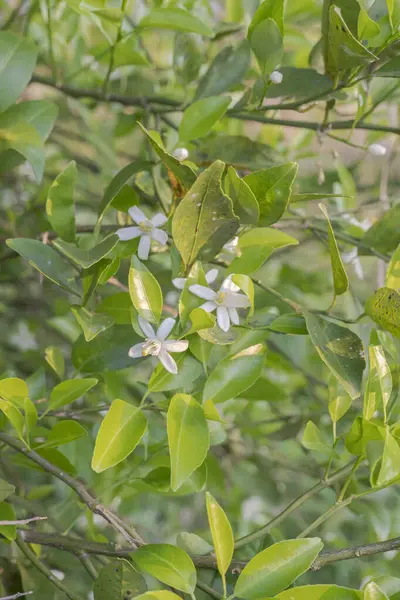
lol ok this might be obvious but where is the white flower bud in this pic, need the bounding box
[270,70,283,84]
[368,143,387,157]
[173,147,189,161]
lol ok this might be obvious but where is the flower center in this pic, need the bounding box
[139,219,153,233]
[141,339,162,357]
[216,291,226,305]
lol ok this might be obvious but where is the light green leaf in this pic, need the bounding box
[0,121,45,181]
[388,0,400,31]
[345,417,384,456]
[276,585,362,599]
[112,33,150,67]
[248,0,284,37]
[304,312,365,399]
[386,244,400,289]
[186,308,215,335]
[228,227,298,275]
[268,313,308,335]
[98,292,133,324]
[177,532,213,555]
[0,479,15,503]
[178,262,208,326]
[234,538,324,599]
[24,397,37,443]
[364,581,389,600]
[139,8,213,37]
[45,346,65,379]
[0,400,24,441]
[94,561,147,600]
[6,238,79,295]
[92,399,147,473]
[292,193,353,203]
[231,274,255,315]
[129,256,163,324]
[328,376,352,425]
[48,378,98,411]
[40,420,87,449]
[225,166,259,225]
[179,96,231,142]
[167,393,209,491]
[172,160,239,269]
[302,421,332,455]
[365,287,400,338]
[0,378,28,404]
[149,354,203,393]
[248,18,283,76]
[364,345,392,421]
[134,593,180,600]
[0,502,17,541]
[206,492,234,596]
[358,9,380,42]
[203,347,264,403]
[46,161,77,243]
[138,124,196,191]
[244,163,298,227]
[377,428,400,486]
[71,306,115,342]
[53,234,119,269]
[133,544,197,593]
[0,32,38,111]
[319,203,349,298]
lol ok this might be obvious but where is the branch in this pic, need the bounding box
[312,535,400,570]
[0,432,144,547]
[0,516,47,525]
[0,593,33,600]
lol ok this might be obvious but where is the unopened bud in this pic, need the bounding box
[173,147,189,161]
[368,143,386,157]
[270,70,283,84]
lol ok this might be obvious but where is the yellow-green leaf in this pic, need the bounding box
[363,345,392,422]
[133,544,196,593]
[206,492,234,596]
[386,243,400,290]
[365,287,400,339]
[129,256,163,324]
[46,161,77,242]
[319,203,349,298]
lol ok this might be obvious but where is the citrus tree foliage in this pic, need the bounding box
[1,0,400,599]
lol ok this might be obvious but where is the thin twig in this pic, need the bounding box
[45,0,57,80]
[0,593,33,600]
[0,516,47,525]
[311,535,400,570]
[103,0,128,95]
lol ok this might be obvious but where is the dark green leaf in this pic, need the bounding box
[0,32,38,112]
[0,121,45,181]
[179,96,231,141]
[0,478,15,503]
[71,306,115,342]
[46,161,77,242]
[194,41,250,100]
[148,354,203,393]
[361,204,400,256]
[53,234,119,269]
[269,313,308,335]
[225,166,259,225]
[319,203,349,298]
[94,561,147,600]
[193,133,276,170]
[72,326,140,372]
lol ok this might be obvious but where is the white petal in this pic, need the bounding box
[172,277,187,290]
[163,340,189,353]
[128,343,145,358]
[158,349,178,374]
[217,306,230,332]
[221,276,240,293]
[201,301,217,313]
[151,228,168,245]
[116,226,142,241]
[228,307,240,325]
[223,292,250,308]
[138,316,155,338]
[151,213,168,227]
[157,317,176,340]
[138,235,151,260]
[189,284,218,301]
[205,268,219,284]
[129,206,147,223]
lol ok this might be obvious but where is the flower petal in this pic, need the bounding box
[128,343,145,358]
[151,228,168,245]
[223,292,250,308]
[129,206,147,223]
[157,317,176,340]
[172,277,187,290]
[205,268,219,284]
[217,306,230,332]
[200,301,217,313]
[151,213,168,227]
[221,276,240,293]
[116,226,142,241]
[189,284,218,301]
[228,307,240,325]
[158,349,178,374]
[138,316,155,338]
[163,340,189,353]
[138,235,151,260]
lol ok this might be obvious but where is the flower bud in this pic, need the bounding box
[270,70,283,84]
[368,143,387,157]
[173,147,189,161]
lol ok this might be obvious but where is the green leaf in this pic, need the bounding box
[112,32,150,67]
[134,593,181,600]
[45,346,65,379]
[0,378,28,404]
[364,345,392,421]
[167,393,209,491]
[177,532,213,555]
[388,0,400,31]
[365,287,400,338]
[225,166,259,225]
[374,56,400,77]
[53,234,119,269]
[304,312,365,399]
[364,581,389,600]
[292,193,353,203]
[72,326,140,372]
[71,306,115,342]
[328,376,352,425]
[97,160,152,224]
[248,18,283,76]
[361,204,400,256]
[0,502,17,541]
[302,421,332,455]
[276,585,362,599]
[194,41,251,100]
[234,538,324,599]
[194,133,275,171]
[231,274,255,315]
[46,161,77,243]
[179,96,231,142]
[24,397,38,443]
[94,561,147,600]
[139,8,213,37]
[206,492,234,596]
[0,400,24,441]
[203,346,264,403]
[98,292,133,324]
[228,227,298,275]
[36,447,76,476]
[0,32,38,112]
[248,0,284,37]
[129,256,163,324]
[178,262,208,326]
[319,204,349,298]
[92,399,147,473]
[358,9,380,42]
[172,160,239,269]
[40,420,87,448]
[268,313,308,335]
[0,479,15,503]
[244,163,298,227]
[133,544,197,593]
[149,354,203,393]
[48,378,98,411]
[139,124,196,191]
[345,417,384,456]
[0,121,45,181]
[377,428,400,486]
[386,243,400,289]
[6,238,79,295]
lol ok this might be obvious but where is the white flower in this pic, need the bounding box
[129,316,188,374]
[189,276,250,332]
[222,236,239,254]
[172,268,218,291]
[368,143,386,157]
[116,206,168,260]
[270,70,283,84]
[172,147,189,161]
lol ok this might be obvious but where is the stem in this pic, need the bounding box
[0,516,46,526]
[296,497,353,538]
[45,0,57,80]
[195,580,222,600]
[103,0,128,95]
[0,593,33,600]
[251,278,302,313]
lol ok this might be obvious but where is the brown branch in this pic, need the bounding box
[311,535,400,570]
